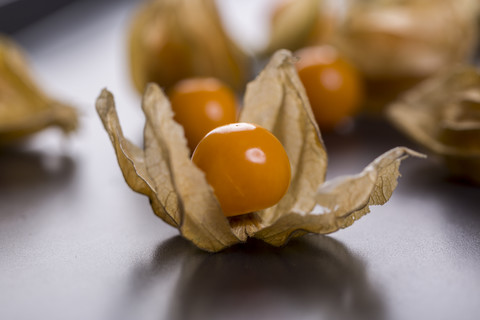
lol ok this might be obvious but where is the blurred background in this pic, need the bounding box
[0,0,78,34]
[1,1,480,320]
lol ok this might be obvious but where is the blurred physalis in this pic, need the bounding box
[295,46,364,132]
[388,66,480,184]
[97,50,423,252]
[128,0,251,93]
[263,0,329,56]
[332,0,480,111]
[0,36,77,145]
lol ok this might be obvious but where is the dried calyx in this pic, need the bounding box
[97,50,423,252]
[388,66,480,184]
[332,0,480,111]
[263,0,328,56]
[0,36,77,145]
[129,0,251,93]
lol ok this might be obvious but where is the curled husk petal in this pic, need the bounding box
[332,0,480,111]
[240,50,328,228]
[129,0,250,93]
[97,50,422,252]
[96,85,238,252]
[388,66,480,184]
[96,89,179,227]
[254,147,425,246]
[0,36,77,145]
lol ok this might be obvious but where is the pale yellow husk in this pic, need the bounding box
[0,36,77,145]
[128,0,251,93]
[332,0,480,111]
[388,66,480,184]
[97,50,423,252]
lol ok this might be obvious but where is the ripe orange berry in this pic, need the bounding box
[191,123,291,217]
[169,77,237,151]
[296,46,364,131]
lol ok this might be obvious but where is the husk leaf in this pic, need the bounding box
[96,89,179,227]
[263,0,326,56]
[97,50,422,252]
[0,36,77,145]
[254,147,425,246]
[140,84,239,251]
[240,49,327,226]
[129,0,250,93]
[388,66,480,183]
[332,0,480,111]
[96,85,238,251]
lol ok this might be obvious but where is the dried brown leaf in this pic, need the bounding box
[240,49,327,225]
[96,89,179,227]
[254,147,424,246]
[388,66,480,183]
[0,36,77,145]
[140,84,238,252]
[96,85,239,251]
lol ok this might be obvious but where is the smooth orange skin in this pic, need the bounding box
[191,123,291,217]
[296,46,364,132]
[169,78,237,151]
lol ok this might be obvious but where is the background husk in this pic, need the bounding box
[128,0,251,93]
[0,36,77,145]
[97,50,422,252]
[262,0,331,57]
[388,66,480,184]
[332,0,480,112]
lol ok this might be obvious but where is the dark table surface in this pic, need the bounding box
[1,1,480,320]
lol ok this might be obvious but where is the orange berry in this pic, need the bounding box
[296,46,364,131]
[192,123,291,217]
[169,77,237,151]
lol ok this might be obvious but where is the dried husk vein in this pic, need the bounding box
[140,84,238,251]
[142,90,182,225]
[97,86,238,252]
[388,66,480,183]
[0,36,77,144]
[97,49,421,252]
[240,50,328,226]
[254,147,424,247]
[96,89,178,227]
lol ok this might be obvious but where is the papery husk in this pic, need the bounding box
[332,0,480,112]
[0,36,77,145]
[263,0,330,56]
[97,49,422,252]
[239,49,328,231]
[96,86,239,252]
[388,66,480,184]
[129,0,251,93]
